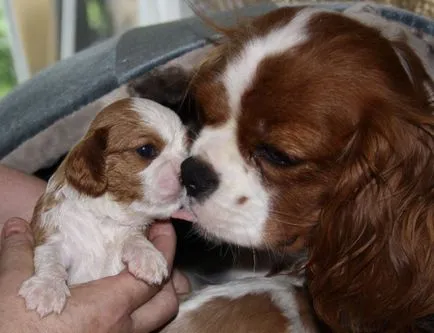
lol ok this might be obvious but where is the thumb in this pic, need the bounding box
[0,217,35,280]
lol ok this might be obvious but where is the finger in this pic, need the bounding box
[172,269,191,296]
[0,216,30,248]
[148,221,176,271]
[131,280,178,333]
[0,218,34,281]
[118,221,177,312]
[71,271,161,316]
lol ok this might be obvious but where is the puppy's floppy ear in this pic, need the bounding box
[65,127,108,197]
[308,99,434,331]
[392,41,434,108]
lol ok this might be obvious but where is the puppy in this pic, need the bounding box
[19,98,187,317]
[167,6,432,333]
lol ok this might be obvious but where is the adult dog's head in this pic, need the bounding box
[175,7,434,332]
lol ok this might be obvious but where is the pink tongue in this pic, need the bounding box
[171,209,198,222]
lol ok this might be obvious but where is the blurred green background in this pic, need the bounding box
[0,0,111,99]
[0,5,17,98]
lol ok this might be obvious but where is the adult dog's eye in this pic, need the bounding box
[255,144,302,167]
[136,144,159,159]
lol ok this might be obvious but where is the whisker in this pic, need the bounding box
[184,226,200,240]
[268,209,317,227]
[252,247,257,272]
[230,244,238,266]
[189,271,222,286]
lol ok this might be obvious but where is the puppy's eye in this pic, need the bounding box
[136,144,158,159]
[255,144,302,167]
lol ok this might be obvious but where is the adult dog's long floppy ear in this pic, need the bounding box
[65,127,108,197]
[307,97,434,332]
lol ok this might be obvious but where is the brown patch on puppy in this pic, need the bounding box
[65,127,108,197]
[32,197,56,246]
[31,171,65,246]
[163,293,290,333]
[63,99,166,204]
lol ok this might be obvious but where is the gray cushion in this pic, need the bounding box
[0,3,276,159]
[0,2,433,162]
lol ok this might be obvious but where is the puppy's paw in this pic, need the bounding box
[122,243,168,285]
[18,276,70,317]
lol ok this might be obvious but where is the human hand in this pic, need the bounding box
[0,217,183,333]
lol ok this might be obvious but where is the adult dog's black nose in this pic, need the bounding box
[180,157,219,200]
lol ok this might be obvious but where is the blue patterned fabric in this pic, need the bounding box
[0,2,432,159]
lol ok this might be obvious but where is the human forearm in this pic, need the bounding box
[0,165,45,222]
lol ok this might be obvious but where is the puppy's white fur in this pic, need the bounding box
[19,99,187,317]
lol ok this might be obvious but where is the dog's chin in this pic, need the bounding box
[171,204,266,248]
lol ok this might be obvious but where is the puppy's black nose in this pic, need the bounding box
[180,157,219,200]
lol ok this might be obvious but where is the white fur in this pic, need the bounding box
[131,99,188,217]
[19,99,187,317]
[187,9,318,248]
[40,186,162,284]
[189,119,269,247]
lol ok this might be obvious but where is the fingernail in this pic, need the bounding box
[2,218,28,238]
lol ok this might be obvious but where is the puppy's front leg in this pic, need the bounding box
[19,240,70,318]
[122,233,168,285]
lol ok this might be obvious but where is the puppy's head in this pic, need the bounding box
[64,98,187,218]
[176,7,434,331]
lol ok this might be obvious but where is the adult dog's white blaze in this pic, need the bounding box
[187,9,316,247]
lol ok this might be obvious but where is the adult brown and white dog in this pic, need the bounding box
[18,98,187,317]
[159,6,434,333]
